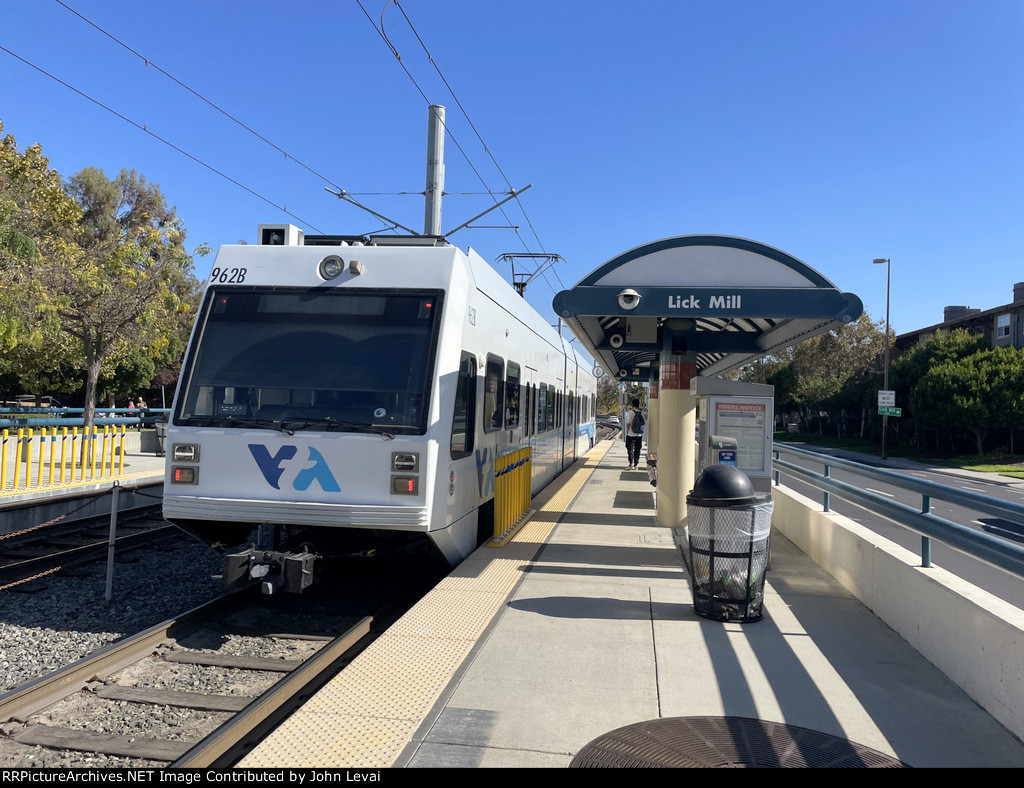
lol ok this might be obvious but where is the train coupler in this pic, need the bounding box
[222,548,317,594]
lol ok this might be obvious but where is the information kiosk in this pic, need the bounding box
[694,378,774,492]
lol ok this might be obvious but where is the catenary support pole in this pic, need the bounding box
[424,105,445,236]
[105,482,120,603]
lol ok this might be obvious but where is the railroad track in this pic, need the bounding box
[0,548,447,768]
[0,505,171,590]
[0,590,376,767]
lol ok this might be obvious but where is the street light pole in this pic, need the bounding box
[873,258,891,460]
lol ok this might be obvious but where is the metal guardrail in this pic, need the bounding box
[772,442,1024,582]
[0,408,170,429]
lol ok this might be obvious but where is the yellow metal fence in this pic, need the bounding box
[490,446,533,546]
[0,426,128,494]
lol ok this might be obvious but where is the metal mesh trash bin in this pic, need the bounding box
[686,465,773,623]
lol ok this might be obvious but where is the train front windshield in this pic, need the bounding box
[174,287,444,435]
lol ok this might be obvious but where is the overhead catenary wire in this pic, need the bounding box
[0,44,325,233]
[392,1,551,263]
[38,0,565,293]
[52,0,345,195]
[361,0,566,295]
[359,2,506,207]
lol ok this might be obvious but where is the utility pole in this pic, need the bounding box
[873,258,892,460]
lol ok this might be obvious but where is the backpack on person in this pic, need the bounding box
[631,409,645,433]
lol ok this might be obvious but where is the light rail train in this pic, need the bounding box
[163,224,596,592]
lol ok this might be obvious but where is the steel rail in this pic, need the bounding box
[172,616,374,768]
[772,447,1024,581]
[0,591,245,723]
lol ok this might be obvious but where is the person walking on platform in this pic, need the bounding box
[624,398,645,469]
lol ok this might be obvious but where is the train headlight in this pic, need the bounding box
[391,452,420,472]
[318,255,345,280]
[172,443,200,462]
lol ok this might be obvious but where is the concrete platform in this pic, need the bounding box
[241,439,1024,768]
[0,441,165,533]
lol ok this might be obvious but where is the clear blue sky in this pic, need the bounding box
[3,0,1022,340]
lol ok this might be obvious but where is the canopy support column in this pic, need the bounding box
[656,328,697,528]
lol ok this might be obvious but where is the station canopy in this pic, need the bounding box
[552,236,864,381]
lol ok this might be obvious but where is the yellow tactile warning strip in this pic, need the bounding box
[0,471,161,497]
[238,440,613,768]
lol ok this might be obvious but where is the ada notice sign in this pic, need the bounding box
[878,406,902,417]
[878,390,895,407]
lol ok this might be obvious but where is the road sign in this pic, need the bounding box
[878,390,895,407]
[878,406,902,417]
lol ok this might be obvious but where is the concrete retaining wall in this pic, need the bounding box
[772,484,1024,742]
[0,481,162,535]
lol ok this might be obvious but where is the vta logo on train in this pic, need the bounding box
[475,447,494,497]
[248,444,341,492]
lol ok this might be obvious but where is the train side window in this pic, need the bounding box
[568,391,575,424]
[539,384,548,432]
[546,386,555,431]
[484,355,505,432]
[505,362,521,429]
[450,353,476,459]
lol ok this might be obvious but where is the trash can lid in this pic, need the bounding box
[686,465,770,507]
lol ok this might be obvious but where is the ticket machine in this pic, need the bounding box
[693,378,774,492]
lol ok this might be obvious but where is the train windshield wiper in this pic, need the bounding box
[189,416,294,434]
[280,416,395,440]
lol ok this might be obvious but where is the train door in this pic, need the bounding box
[523,366,538,489]
[561,353,577,468]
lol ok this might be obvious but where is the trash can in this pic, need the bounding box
[154,419,167,457]
[686,465,773,623]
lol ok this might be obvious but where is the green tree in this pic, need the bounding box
[34,167,204,428]
[986,346,1024,453]
[0,329,82,400]
[786,313,886,435]
[0,120,81,352]
[912,352,995,454]
[891,328,988,449]
[596,375,620,414]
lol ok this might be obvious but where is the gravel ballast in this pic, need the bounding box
[0,534,225,695]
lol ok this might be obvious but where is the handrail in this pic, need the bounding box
[0,408,170,429]
[772,442,1024,581]
[0,418,156,428]
[0,408,170,414]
